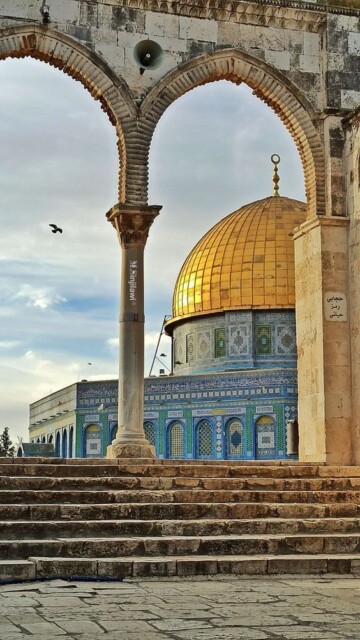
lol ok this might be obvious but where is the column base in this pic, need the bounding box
[106,439,156,459]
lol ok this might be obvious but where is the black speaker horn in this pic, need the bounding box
[134,40,164,74]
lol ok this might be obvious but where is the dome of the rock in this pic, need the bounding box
[166,195,306,331]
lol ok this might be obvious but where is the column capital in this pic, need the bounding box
[106,203,162,246]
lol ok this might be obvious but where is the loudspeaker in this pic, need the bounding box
[134,40,164,73]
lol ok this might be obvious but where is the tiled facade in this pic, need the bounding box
[172,310,297,375]
[29,310,298,461]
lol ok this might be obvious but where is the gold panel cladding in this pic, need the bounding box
[169,195,306,326]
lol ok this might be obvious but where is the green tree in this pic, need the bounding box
[0,427,15,457]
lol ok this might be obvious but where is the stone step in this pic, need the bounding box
[1,501,359,520]
[14,553,360,581]
[2,463,356,479]
[1,461,360,584]
[1,488,360,504]
[2,553,360,582]
[1,517,360,539]
[2,533,360,559]
[0,463,323,479]
[3,475,360,491]
[2,457,322,465]
[0,560,36,583]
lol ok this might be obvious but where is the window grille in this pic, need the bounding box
[197,420,213,457]
[169,422,184,458]
[144,421,156,447]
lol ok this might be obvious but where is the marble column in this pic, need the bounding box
[106,203,162,459]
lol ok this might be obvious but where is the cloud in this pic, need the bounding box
[0,340,20,349]
[106,338,119,348]
[13,285,67,309]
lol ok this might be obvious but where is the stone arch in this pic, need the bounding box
[141,49,325,217]
[0,24,138,203]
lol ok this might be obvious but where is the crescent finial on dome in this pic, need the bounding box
[271,154,280,197]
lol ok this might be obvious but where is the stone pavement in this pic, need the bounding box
[0,575,360,639]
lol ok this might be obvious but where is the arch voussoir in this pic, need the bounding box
[140,49,326,217]
[0,24,139,204]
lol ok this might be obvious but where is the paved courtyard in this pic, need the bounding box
[0,575,360,639]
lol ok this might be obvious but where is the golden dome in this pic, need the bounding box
[167,195,306,327]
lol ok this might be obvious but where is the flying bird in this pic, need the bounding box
[49,224,63,234]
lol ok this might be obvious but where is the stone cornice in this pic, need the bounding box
[104,0,360,20]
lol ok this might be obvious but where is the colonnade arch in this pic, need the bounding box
[0,25,136,203]
[142,49,325,218]
[0,29,326,216]
[1,23,335,462]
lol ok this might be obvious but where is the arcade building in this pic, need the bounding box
[29,161,305,461]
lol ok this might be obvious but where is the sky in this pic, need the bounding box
[0,57,305,443]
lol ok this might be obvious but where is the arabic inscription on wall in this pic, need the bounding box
[324,292,347,322]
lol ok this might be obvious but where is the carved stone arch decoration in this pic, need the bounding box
[142,49,325,217]
[0,24,138,203]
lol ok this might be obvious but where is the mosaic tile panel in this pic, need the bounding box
[229,324,250,356]
[186,333,195,364]
[75,416,84,458]
[275,404,285,453]
[174,338,185,366]
[145,370,297,394]
[255,416,276,459]
[275,325,296,355]
[246,409,254,455]
[256,326,272,355]
[215,418,222,457]
[158,411,166,456]
[214,327,226,358]
[184,408,193,455]
[196,330,212,360]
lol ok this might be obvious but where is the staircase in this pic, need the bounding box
[1,458,360,583]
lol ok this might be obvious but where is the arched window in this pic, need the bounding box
[255,415,276,460]
[48,434,53,444]
[225,418,244,460]
[168,421,184,459]
[144,421,156,447]
[196,419,213,458]
[62,429,68,458]
[84,424,102,458]
[55,432,61,457]
[69,426,74,458]
[41,436,46,444]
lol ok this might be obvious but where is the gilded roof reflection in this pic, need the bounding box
[169,196,306,325]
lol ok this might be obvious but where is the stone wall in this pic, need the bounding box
[0,1,359,213]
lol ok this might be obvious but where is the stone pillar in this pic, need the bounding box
[294,215,352,464]
[345,108,360,464]
[106,203,162,459]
